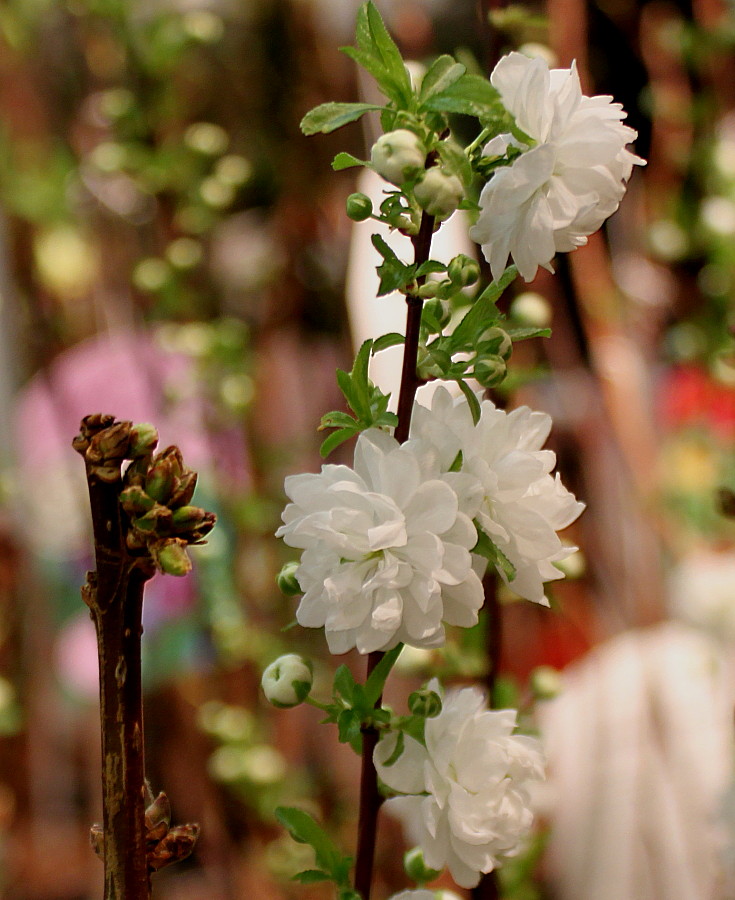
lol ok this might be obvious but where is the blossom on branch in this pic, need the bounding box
[469,51,645,282]
[375,681,545,888]
[276,429,484,654]
[410,387,584,605]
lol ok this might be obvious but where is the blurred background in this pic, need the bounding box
[0,0,734,897]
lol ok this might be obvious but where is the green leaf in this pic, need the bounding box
[381,730,405,766]
[372,332,405,353]
[364,643,404,705]
[320,427,357,458]
[457,379,481,425]
[450,265,517,347]
[275,807,349,881]
[342,1,412,107]
[332,151,367,171]
[372,234,415,295]
[423,72,502,120]
[333,664,357,702]
[320,410,358,430]
[293,870,333,884]
[505,325,552,341]
[418,55,466,105]
[448,449,463,472]
[416,259,447,276]
[337,708,362,746]
[473,528,517,582]
[300,102,383,135]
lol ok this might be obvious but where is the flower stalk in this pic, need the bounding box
[353,210,436,899]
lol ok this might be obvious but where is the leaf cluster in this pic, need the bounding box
[275,807,354,894]
[318,339,399,457]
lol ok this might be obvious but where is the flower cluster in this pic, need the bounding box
[375,681,545,887]
[278,389,582,654]
[470,52,644,282]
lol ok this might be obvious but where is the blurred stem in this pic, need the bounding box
[79,454,152,900]
[353,210,435,899]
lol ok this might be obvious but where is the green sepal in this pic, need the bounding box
[473,527,517,582]
[300,102,382,135]
[381,729,405,766]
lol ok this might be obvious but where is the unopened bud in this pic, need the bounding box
[171,505,213,534]
[86,421,132,464]
[473,355,507,387]
[147,823,200,871]
[408,688,442,718]
[479,326,513,360]
[530,665,563,700]
[422,297,451,329]
[152,538,192,577]
[346,192,373,221]
[371,129,426,185]
[510,291,552,328]
[403,846,442,884]
[169,470,198,509]
[261,654,313,708]
[133,505,172,535]
[128,423,159,459]
[145,792,172,844]
[414,167,463,220]
[145,460,176,504]
[448,254,480,287]
[120,485,156,515]
[276,561,301,596]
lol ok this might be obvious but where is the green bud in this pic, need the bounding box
[169,470,198,509]
[152,538,192,577]
[128,423,159,459]
[120,485,156,515]
[261,654,313,708]
[414,167,463,220]
[370,129,426,185]
[530,665,563,700]
[133,505,172,534]
[346,192,373,221]
[408,688,442,718]
[418,280,441,299]
[276,560,301,596]
[448,254,480,287]
[422,297,451,329]
[171,505,210,532]
[403,846,443,884]
[473,355,507,387]
[86,421,132,463]
[145,460,176,504]
[478,326,513,360]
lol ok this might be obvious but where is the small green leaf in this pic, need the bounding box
[382,730,405,766]
[457,379,481,425]
[332,151,367,171]
[300,102,383,135]
[372,332,405,353]
[293,870,333,884]
[505,325,552,341]
[423,72,502,120]
[364,643,404,705]
[275,807,347,879]
[320,428,357,458]
[473,528,517,581]
[448,449,463,473]
[337,708,362,746]
[419,55,466,105]
[450,265,517,347]
[416,260,447,276]
[320,410,359,430]
[333,664,357,702]
[372,234,416,295]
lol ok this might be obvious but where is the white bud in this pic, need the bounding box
[371,129,426,185]
[261,654,313,708]
[414,167,463,220]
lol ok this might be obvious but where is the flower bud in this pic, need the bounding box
[530,665,563,700]
[276,560,301,596]
[86,421,132,464]
[346,192,373,221]
[145,791,172,844]
[448,254,480,287]
[403,846,443,884]
[422,297,452,330]
[169,470,198,509]
[147,823,200,871]
[408,688,442,718]
[261,654,313,708]
[133,505,173,534]
[414,168,463,220]
[371,129,426,185]
[128,423,159,459]
[171,505,212,534]
[145,459,176,504]
[473,355,507,387]
[152,538,192,577]
[120,485,156,515]
[510,291,552,328]
[479,326,513,360]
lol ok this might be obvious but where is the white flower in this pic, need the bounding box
[375,681,545,888]
[410,387,584,605]
[469,51,645,282]
[276,429,484,654]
